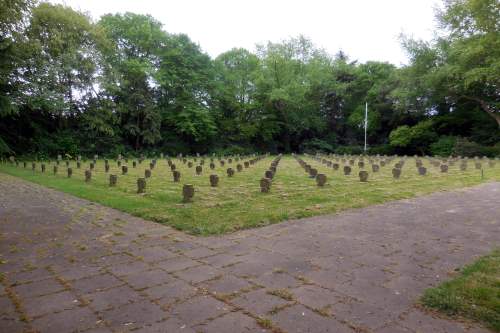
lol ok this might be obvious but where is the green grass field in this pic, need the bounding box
[0,155,498,235]
[422,249,500,332]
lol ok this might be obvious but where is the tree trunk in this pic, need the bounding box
[463,96,500,128]
[478,100,500,127]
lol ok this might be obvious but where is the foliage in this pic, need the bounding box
[453,137,500,157]
[0,0,498,157]
[334,145,364,155]
[430,136,457,156]
[0,137,11,155]
[300,138,334,153]
[389,120,438,154]
[399,0,500,127]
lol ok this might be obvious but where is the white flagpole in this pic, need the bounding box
[364,102,368,153]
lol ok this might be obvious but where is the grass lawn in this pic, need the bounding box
[422,249,500,332]
[0,155,498,235]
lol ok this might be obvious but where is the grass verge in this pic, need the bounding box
[422,249,500,332]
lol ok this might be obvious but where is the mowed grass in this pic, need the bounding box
[422,249,500,332]
[0,155,499,235]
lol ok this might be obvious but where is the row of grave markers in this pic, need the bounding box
[3,155,268,203]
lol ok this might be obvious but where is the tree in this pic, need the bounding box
[0,0,35,153]
[98,13,167,150]
[157,33,216,149]
[213,48,260,145]
[254,36,331,152]
[399,0,500,127]
[22,3,102,118]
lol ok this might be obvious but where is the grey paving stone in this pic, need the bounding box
[71,273,124,295]
[147,279,198,305]
[155,256,200,273]
[174,265,222,284]
[330,299,397,330]
[130,246,177,263]
[102,299,167,330]
[84,285,144,311]
[271,304,355,333]
[0,316,28,333]
[231,289,291,316]
[200,275,253,295]
[12,278,64,299]
[31,306,99,333]
[251,271,301,289]
[123,269,174,290]
[8,268,53,285]
[23,290,79,318]
[0,296,15,315]
[107,260,151,277]
[133,318,196,332]
[200,253,242,268]
[57,264,102,281]
[193,311,265,333]
[170,295,230,325]
[183,247,218,259]
[289,285,343,310]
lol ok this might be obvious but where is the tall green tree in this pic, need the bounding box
[255,36,330,152]
[98,13,166,150]
[398,0,500,127]
[157,33,216,150]
[22,3,101,118]
[213,48,260,145]
[0,0,34,116]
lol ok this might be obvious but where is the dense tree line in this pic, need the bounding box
[0,0,498,158]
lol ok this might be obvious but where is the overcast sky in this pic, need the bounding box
[51,0,441,65]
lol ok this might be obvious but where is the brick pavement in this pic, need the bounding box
[0,173,498,332]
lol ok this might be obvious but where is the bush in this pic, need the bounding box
[300,139,334,154]
[334,145,364,155]
[389,120,438,155]
[453,138,500,158]
[0,137,12,156]
[211,145,255,156]
[431,136,457,156]
[368,144,394,155]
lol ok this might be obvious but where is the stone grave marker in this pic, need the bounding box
[260,178,271,193]
[209,174,219,187]
[316,174,327,186]
[359,170,369,182]
[137,178,146,193]
[182,184,195,202]
[109,174,117,186]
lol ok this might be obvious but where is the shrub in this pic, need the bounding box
[211,145,255,156]
[389,125,412,147]
[300,139,334,154]
[431,136,457,156]
[368,144,394,155]
[453,138,500,158]
[389,120,438,155]
[0,137,12,155]
[335,145,364,155]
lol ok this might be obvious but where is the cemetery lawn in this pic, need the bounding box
[421,249,500,332]
[0,155,499,235]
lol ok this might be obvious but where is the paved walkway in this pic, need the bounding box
[0,174,498,333]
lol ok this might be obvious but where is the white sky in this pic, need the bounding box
[51,0,441,65]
